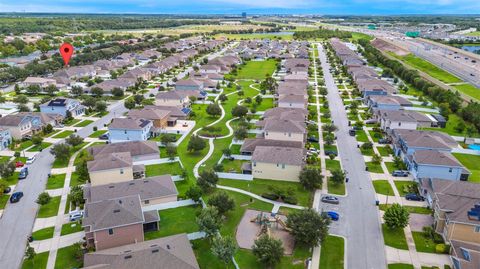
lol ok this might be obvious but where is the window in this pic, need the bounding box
[449,168,453,173]
[452,257,461,269]
[475,226,480,233]
[144,200,150,204]
[461,248,471,261]
[120,169,124,174]
[398,122,401,126]
[282,164,285,169]
[108,228,114,235]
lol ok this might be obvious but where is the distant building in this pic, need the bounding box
[39,98,85,117]
[242,12,247,19]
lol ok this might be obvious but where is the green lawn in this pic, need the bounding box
[64,119,81,126]
[325,159,341,171]
[218,178,313,207]
[46,174,66,190]
[220,159,245,173]
[21,251,49,269]
[412,231,437,253]
[52,130,75,138]
[31,227,54,241]
[398,54,462,84]
[3,171,20,185]
[377,146,392,157]
[453,153,480,183]
[360,147,374,156]
[145,161,183,177]
[319,235,345,269]
[230,144,241,155]
[245,98,274,112]
[60,221,83,236]
[394,181,417,196]
[328,179,346,195]
[14,140,33,151]
[379,204,432,215]
[37,196,61,218]
[54,245,82,269]
[356,130,369,142]
[69,172,86,187]
[144,205,200,240]
[73,120,93,127]
[453,83,480,102]
[366,162,384,173]
[372,180,394,196]
[234,59,277,80]
[0,194,10,209]
[0,155,10,163]
[421,114,479,138]
[388,264,414,269]
[382,224,408,250]
[26,142,52,152]
[45,130,61,137]
[88,130,107,138]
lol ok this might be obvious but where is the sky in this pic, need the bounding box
[0,0,479,15]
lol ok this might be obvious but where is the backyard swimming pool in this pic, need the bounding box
[468,144,480,150]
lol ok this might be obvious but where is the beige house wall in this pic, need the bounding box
[93,223,144,250]
[155,97,189,108]
[265,131,304,143]
[252,162,302,182]
[89,167,133,186]
[142,195,177,206]
[446,222,480,244]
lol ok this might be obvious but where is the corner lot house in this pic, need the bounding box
[256,118,306,143]
[88,141,160,162]
[82,233,200,269]
[249,146,305,181]
[407,150,469,181]
[39,98,85,117]
[108,118,153,143]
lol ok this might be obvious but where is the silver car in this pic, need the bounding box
[321,195,339,204]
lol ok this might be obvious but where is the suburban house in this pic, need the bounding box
[256,118,306,143]
[390,129,458,157]
[356,78,396,97]
[21,77,57,88]
[0,129,12,150]
[406,150,469,181]
[367,95,413,110]
[419,178,480,269]
[88,141,160,162]
[16,112,64,129]
[277,94,307,109]
[262,107,308,123]
[155,90,206,108]
[84,175,178,206]
[375,110,434,131]
[87,152,145,186]
[246,146,305,181]
[240,138,303,155]
[82,233,200,269]
[175,79,204,91]
[54,65,96,80]
[128,107,176,131]
[144,105,189,120]
[83,195,159,251]
[108,118,153,143]
[39,98,85,117]
[0,114,33,139]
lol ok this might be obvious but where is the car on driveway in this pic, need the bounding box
[10,192,24,203]
[324,150,337,156]
[26,156,36,164]
[69,210,84,222]
[3,186,11,194]
[378,138,391,144]
[324,211,340,221]
[99,133,109,140]
[321,196,339,204]
[307,136,319,142]
[405,193,425,201]
[15,161,24,168]
[392,170,409,177]
[18,167,28,180]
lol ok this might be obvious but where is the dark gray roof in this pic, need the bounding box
[252,146,304,166]
[87,152,132,172]
[88,141,159,159]
[413,150,463,167]
[240,138,303,153]
[83,233,200,269]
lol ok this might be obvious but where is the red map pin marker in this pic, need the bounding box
[59,43,74,66]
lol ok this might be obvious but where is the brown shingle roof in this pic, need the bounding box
[252,146,304,166]
[88,141,159,159]
[261,118,306,133]
[87,152,132,172]
[413,150,463,167]
[240,138,303,154]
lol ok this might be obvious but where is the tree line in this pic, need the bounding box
[293,27,353,40]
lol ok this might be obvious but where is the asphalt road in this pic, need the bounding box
[0,43,231,269]
[317,44,387,269]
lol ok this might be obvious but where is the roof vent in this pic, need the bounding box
[152,249,159,253]
[124,255,132,259]
[108,185,114,189]
[129,182,135,185]
[118,200,122,204]
[113,209,121,213]
[166,244,170,250]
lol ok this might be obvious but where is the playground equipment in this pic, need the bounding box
[250,212,292,239]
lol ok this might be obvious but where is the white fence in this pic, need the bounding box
[216,172,253,180]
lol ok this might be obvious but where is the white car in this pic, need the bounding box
[26,156,36,164]
[69,210,84,222]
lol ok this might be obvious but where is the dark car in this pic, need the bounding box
[3,186,11,194]
[392,170,409,177]
[349,129,356,136]
[18,167,29,180]
[321,196,339,204]
[307,136,319,142]
[324,150,338,156]
[10,192,24,203]
[378,138,391,144]
[99,133,109,140]
[405,193,425,201]
[352,126,362,131]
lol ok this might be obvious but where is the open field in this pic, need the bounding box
[394,54,462,84]
[452,153,480,183]
[215,32,294,40]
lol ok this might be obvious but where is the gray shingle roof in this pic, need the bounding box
[240,138,304,154]
[261,118,306,133]
[413,150,463,167]
[109,118,151,130]
[87,152,132,172]
[252,146,304,166]
[88,141,159,159]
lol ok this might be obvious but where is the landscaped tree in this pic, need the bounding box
[50,143,71,161]
[66,134,84,148]
[252,235,284,268]
[330,169,346,185]
[323,123,337,133]
[75,156,91,183]
[69,185,84,207]
[90,87,104,97]
[187,135,206,152]
[31,135,43,146]
[298,167,323,191]
[393,155,407,170]
[371,154,383,165]
[160,133,177,145]
[206,103,222,117]
[324,133,335,146]
[124,98,136,109]
[165,144,177,160]
[17,104,30,112]
[196,206,222,238]
[0,179,8,194]
[197,170,219,192]
[36,192,51,205]
[222,148,232,158]
[25,243,36,265]
[207,191,235,216]
[111,87,124,97]
[95,101,107,112]
[231,105,248,118]
[211,235,237,265]
[70,85,83,97]
[186,185,203,203]
[383,203,410,229]
[286,208,330,248]
[233,127,248,140]
[134,94,145,105]
[255,95,263,104]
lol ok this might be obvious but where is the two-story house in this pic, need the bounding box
[108,118,153,143]
[175,79,204,91]
[0,129,12,150]
[39,98,85,117]
[87,152,145,186]
[390,129,458,158]
[155,90,205,108]
[367,95,412,110]
[88,141,160,162]
[0,114,33,139]
[407,150,469,181]
[247,146,305,181]
[256,118,306,143]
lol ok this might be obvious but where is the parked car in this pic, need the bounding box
[405,193,425,201]
[349,129,356,136]
[18,167,28,180]
[352,126,362,131]
[364,119,378,124]
[324,150,337,156]
[3,186,11,194]
[69,210,84,222]
[26,156,36,164]
[378,138,391,144]
[15,161,24,168]
[392,170,409,177]
[10,192,24,203]
[307,136,319,142]
[99,133,109,140]
[321,196,339,204]
[323,211,340,221]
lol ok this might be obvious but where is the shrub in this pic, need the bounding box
[282,196,298,205]
[261,193,279,200]
[435,243,449,254]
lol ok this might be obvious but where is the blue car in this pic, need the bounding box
[325,211,340,221]
[10,192,24,203]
